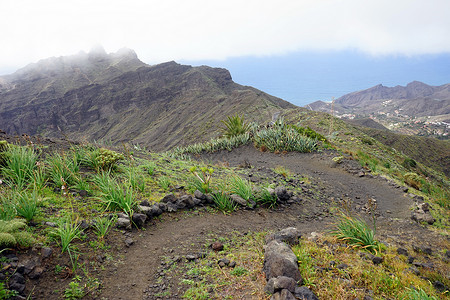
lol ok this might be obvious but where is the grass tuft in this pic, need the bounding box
[330,213,381,255]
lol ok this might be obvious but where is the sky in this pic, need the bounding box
[1,0,450,105]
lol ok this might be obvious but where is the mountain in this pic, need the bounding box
[308,81,450,117]
[0,48,294,150]
[306,81,450,138]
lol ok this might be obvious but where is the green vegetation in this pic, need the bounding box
[228,175,252,201]
[0,281,18,299]
[221,114,251,138]
[46,152,79,187]
[93,172,137,217]
[15,190,39,222]
[77,146,124,171]
[290,124,328,143]
[330,213,382,255]
[253,119,318,153]
[0,219,34,247]
[168,115,326,157]
[253,188,277,208]
[51,217,84,254]
[0,109,448,298]
[64,279,84,299]
[1,145,38,189]
[93,216,116,240]
[272,165,292,178]
[292,235,445,300]
[189,166,213,193]
[212,191,237,213]
[169,133,251,158]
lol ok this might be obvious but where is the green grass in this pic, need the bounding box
[330,213,382,255]
[46,152,80,187]
[403,288,438,300]
[253,119,318,153]
[212,191,237,213]
[15,190,39,222]
[253,188,277,208]
[292,235,445,300]
[1,145,38,189]
[93,172,137,217]
[92,216,117,240]
[228,175,252,201]
[157,176,172,191]
[0,191,17,221]
[51,217,84,253]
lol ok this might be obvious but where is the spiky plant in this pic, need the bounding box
[46,152,79,187]
[1,145,38,189]
[0,219,34,247]
[330,213,381,255]
[229,175,252,201]
[221,114,251,138]
[15,190,39,222]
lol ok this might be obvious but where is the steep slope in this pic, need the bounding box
[345,118,389,130]
[0,49,294,150]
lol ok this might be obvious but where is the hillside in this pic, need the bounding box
[0,49,293,150]
[307,81,450,138]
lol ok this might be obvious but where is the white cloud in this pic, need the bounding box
[1,0,449,73]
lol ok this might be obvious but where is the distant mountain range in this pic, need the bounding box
[307,81,450,138]
[307,81,450,120]
[0,48,293,150]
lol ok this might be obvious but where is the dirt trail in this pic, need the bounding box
[98,146,421,300]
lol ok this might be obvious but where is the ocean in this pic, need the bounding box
[182,50,450,107]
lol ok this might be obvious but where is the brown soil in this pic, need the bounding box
[19,145,448,299]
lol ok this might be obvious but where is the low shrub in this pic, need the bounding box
[403,172,422,190]
[77,146,124,171]
[169,133,251,157]
[97,148,124,170]
[402,157,417,169]
[290,125,328,143]
[253,126,318,153]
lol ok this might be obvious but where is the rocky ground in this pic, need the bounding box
[2,144,448,299]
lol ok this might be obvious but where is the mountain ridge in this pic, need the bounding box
[0,49,294,150]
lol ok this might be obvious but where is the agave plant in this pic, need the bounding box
[221,114,251,138]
